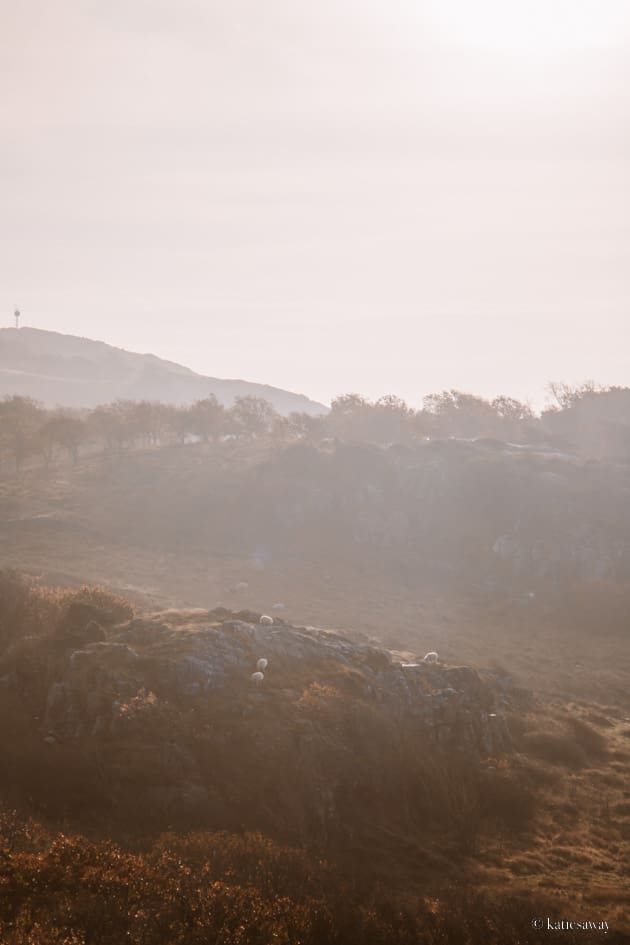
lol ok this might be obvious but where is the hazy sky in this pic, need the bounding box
[2,0,629,407]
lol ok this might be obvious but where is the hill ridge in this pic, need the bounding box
[0,327,327,415]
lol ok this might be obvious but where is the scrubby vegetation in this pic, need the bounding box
[0,571,133,650]
[3,381,630,475]
[0,812,572,945]
[0,569,60,650]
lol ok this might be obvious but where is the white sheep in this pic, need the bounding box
[259,615,273,626]
[251,671,265,686]
[422,651,439,663]
[257,658,268,671]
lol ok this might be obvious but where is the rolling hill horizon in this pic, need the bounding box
[0,327,328,415]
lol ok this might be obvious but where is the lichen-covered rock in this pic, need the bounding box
[42,611,517,755]
[31,607,521,832]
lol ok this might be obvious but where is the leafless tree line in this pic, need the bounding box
[1,381,628,473]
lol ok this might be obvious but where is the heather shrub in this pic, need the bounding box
[0,812,565,945]
[568,718,608,759]
[521,731,587,768]
[0,569,61,651]
[478,768,536,830]
[58,585,134,625]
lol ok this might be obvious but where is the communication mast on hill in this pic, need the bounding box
[14,308,20,329]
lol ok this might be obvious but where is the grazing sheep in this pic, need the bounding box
[251,671,264,686]
[257,658,268,671]
[259,615,273,626]
[422,651,439,663]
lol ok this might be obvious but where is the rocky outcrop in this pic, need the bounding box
[0,603,525,839]
[42,609,515,759]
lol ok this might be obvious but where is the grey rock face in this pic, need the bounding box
[40,611,515,759]
[27,607,524,836]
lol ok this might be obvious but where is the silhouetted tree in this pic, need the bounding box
[125,401,166,446]
[0,396,44,472]
[422,389,534,439]
[542,384,630,460]
[89,402,133,452]
[328,394,413,444]
[286,411,326,443]
[229,396,278,437]
[38,413,86,466]
[491,396,533,423]
[188,395,225,442]
[546,380,598,411]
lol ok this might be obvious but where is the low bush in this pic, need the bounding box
[568,719,607,758]
[521,731,587,768]
[58,585,134,625]
[0,812,569,945]
[0,569,61,651]
[478,769,536,830]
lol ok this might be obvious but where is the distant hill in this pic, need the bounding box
[0,328,327,415]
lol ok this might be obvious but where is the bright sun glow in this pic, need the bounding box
[421,0,630,54]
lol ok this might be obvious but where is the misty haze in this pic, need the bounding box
[1,2,629,944]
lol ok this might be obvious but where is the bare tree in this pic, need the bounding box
[188,396,225,442]
[0,396,44,472]
[229,396,278,437]
[38,413,86,466]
